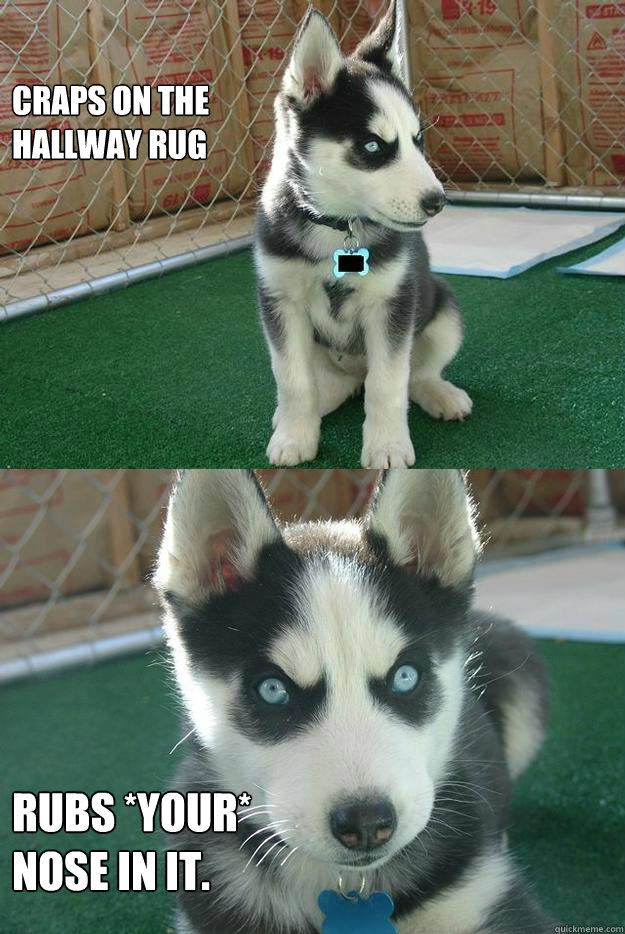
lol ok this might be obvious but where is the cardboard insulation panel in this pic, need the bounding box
[0,1,115,254]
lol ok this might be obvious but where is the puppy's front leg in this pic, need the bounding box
[264,300,321,465]
[361,318,415,468]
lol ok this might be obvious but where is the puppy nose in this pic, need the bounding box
[330,797,396,850]
[421,190,446,216]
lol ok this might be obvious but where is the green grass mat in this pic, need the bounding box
[2,230,624,468]
[1,639,623,933]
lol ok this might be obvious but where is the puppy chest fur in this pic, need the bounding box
[257,239,421,357]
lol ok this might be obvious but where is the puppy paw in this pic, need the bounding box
[361,430,415,468]
[267,421,319,465]
[411,378,473,421]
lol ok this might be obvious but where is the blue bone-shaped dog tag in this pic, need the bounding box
[319,888,397,934]
[333,248,370,278]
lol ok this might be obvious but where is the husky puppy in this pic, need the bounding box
[256,2,473,467]
[155,469,553,934]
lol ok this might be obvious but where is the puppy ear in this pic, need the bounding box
[353,0,404,82]
[283,9,343,105]
[366,470,480,587]
[154,470,280,604]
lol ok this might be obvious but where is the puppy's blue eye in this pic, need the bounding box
[391,665,419,694]
[257,677,290,705]
[364,140,381,153]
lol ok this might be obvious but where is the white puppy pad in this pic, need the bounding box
[559,235,625,277]
[476,546,625,643]
[423,205,625,279]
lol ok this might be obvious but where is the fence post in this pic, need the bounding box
[586,469,617,535]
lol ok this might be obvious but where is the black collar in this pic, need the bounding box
[297,207,378,233]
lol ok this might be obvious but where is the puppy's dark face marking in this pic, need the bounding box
[293,67,407,171]
[168,539,303,678]
[234,661,327,745]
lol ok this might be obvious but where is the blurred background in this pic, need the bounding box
[1,468,624,682]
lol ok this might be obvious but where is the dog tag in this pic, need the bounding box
[319,888,397,934]
[333,248,370,278]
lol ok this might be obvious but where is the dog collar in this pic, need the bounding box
[299,208,376,233]
[297,209,372,278]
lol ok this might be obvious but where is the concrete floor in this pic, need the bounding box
[476,544,625,642]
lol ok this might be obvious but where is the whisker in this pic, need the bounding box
[243,830,288,873]
[237,805,279,819]
[434,805,479,822]
[251,781,280,799]
[428,816,471,838]
[169,729,194,756]
[419,114,440,132]
[477,654,531,689]
[280,845,299,868]
[255,834,293,868]
[442,780,500,810]
[236,803,279,811]
[237,810,281,823]
[239,820,289,850]
[268,842,290,868]
[236,804,279,814]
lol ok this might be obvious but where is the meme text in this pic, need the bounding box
[12,790,253,893]
[11,84,211,161]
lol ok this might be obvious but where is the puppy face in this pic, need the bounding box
[156,470,479,871]
[278,4,445,229]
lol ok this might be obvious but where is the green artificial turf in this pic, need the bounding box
[1,639,624,933]
[2,228,624,468]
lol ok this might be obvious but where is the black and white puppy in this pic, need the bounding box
[155,469,553,934]
[255,2,472,467]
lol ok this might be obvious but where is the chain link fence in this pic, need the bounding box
[1,468,623,682]
[1,0,623,317]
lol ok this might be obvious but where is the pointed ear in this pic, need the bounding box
[366,470,480,587]
[353,0,404,82]
[154,470,280,604]
[283,9,343,105]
